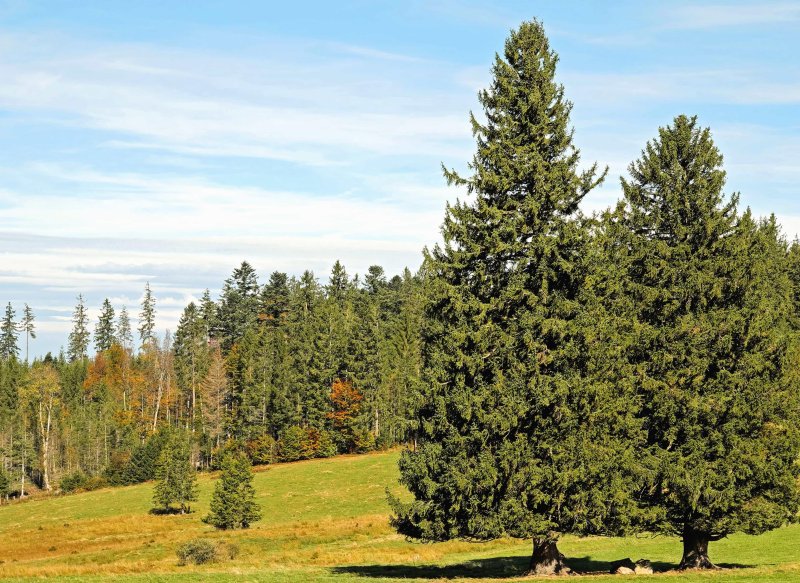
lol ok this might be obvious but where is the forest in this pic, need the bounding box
[0,260,424,495]
[2,18,800,579]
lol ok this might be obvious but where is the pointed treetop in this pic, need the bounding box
[139,282,157,347]
[94,298,117,353]
[117,306,133,350]
[0,302,19,360]
[67,294,90,362]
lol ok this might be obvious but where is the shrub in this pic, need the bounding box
[352,428,376,453]
[225,542,240,560]
[277,426,339,461]
[245,433,277,465]
[277,426,314,461]
[60,471,88,493]
[176,538,217,565]
[82,476,109,491]
[103,451,131,486]
[314,430,337,458]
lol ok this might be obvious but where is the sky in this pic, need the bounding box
[1,1,799,357]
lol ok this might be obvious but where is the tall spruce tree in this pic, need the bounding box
[217,262,260,351]
[94,299,116,352]
[19,304,35,363]
[388,21,645,576]
[0,303,18,361]
[67,295,90,362]
[139,282,157,347]
[612,115,800,568]
[204,449,261,529]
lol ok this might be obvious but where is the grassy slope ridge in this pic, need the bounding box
[0,450,798,582]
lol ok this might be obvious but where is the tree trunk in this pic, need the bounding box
[528,537,571,576]
[42,403,52,491]
[679,529,717,569]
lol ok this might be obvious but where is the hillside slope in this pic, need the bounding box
[1,450,799,582]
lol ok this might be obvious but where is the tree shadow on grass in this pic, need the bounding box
[333,555,753,579]
[148,507,194,516]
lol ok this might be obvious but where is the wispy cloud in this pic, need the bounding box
[0,33,473,167]
[563,69,800,106]
[665,2,800,29]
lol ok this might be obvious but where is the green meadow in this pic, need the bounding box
[0,450,798,582]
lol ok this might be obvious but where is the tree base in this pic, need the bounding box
[527,538,572,576]
[679,531,719,570]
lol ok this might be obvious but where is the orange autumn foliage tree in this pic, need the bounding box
[328,379,363,452]
[83,345,125,404]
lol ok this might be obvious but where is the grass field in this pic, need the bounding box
[0,450,798,582]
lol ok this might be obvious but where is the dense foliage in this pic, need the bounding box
[608,115,800,568]
[389,20,646,575]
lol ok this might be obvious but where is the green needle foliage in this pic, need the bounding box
[67,294,90,362]
[205,449,262,530]
[0,303,18,361]
[609,115,800,569]
[152,429,198,514]
[389,20,644,576]
[94,298,116,353]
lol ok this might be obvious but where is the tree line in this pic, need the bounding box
[0,261,424,499]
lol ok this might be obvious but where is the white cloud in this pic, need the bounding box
[563,69,800,107]
[0,33,473,167]
[665,2,800,29]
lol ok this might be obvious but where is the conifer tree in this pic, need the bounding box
[0,303,18,361]
[288,271,328,427]
[174,302,210,431]
[199,289,218,341]
[217,262,260,351]
[260,271,290,325]
[204,449,261,529]
[94,299,116,352]
[612,115,800,568]
[152,430,198,514]
[327,260,349,302]
[67,295,90,362]
[19,304,36,363]
[388,21,642,576]
[117,306,133,351]
[138,282,157,347]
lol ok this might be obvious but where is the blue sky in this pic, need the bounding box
[1,1,799,357]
